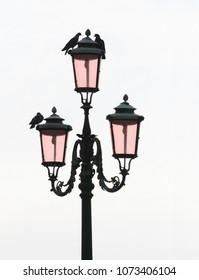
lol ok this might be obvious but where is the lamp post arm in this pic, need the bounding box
[49,139,82,197]
[93,138,128,193]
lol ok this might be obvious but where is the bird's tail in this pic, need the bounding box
[61,48,68,55]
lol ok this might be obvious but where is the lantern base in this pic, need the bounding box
[75,87,99,93]
[42,162,65,167]
[112,154,137,159]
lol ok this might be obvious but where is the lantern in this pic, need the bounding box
[106,95,144,159]
[36,107,72,167]
[69,30,104,93]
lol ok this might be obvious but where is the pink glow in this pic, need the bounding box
[111,121,138,155]
[41,130,67,163]
[73,54,100,88]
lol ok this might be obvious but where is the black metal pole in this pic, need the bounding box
[79,101,94,260]
[79,171,94,260]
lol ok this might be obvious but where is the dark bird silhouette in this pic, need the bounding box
[29,112,44,129]
[94,34,106,59]
[62,32,81,55]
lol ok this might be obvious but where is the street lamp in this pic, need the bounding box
[69,29,102,94]
[107,94,144,174]
[35,29,144,260]
[36,107,72,185]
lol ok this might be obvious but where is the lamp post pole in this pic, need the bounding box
[34,29,144,260]
[79,102,94,259]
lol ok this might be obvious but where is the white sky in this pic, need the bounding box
[0,0,199,260]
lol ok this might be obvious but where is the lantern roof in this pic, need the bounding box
[106,95,144,122]
[36,107,72,131]
[69,29,104,56]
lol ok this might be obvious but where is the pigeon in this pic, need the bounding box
[29,112,44,129]
[94,34,106,59]
[62,32,81,55]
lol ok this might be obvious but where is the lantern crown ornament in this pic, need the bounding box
[107,94,144,121]
[69,29,104,57]
[37,107,72,132]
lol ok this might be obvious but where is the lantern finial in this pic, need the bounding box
[85,29,91,37]
[52,107,57,114]
[123,94,128,103]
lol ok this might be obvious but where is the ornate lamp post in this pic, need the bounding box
[35,30,144,260]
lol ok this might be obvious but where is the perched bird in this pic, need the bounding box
[94,34,106,59]
[29,112,44,129]
[62,32,81,55]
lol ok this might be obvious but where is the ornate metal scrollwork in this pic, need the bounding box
[92,138,128,192]
[48,139,82,197]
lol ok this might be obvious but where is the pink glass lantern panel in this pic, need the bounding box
[73,54,101,88]
[41,130,67,163]
[111,120,138,155]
